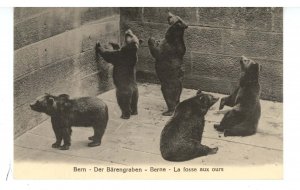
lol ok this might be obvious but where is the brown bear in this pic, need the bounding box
[160,90,219,162]
[96,29,142,119]
[148,12,188,116]
[30,94,108,150]
[214,56,261,137]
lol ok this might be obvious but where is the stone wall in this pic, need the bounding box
[14,8,120,137]
[120,7,283,101]
[14,7,283,137]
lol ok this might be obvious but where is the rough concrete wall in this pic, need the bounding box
[14,8,120,137]
[120,7,283,101]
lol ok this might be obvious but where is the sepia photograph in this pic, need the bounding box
[13,7,283,179]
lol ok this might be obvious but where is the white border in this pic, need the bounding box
[1,3,300,190]
[0,6,13,189]
[1,0,300,7]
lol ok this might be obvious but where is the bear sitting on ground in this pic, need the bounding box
[160,90,219,162]
[96,29,142,119]
[30,94,108,150]
[148,12,188,116]
[214,56,261,137]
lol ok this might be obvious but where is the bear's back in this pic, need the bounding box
[71,97,107,112]
[65,97,108,126]
[161,97,204,140]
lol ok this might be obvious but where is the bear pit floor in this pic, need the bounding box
[14,83,283,166]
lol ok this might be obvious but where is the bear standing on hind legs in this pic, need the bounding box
[214,56,261,137]
[148,12,188,116]
[96,29,142,119]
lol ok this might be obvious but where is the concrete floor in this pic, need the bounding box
[14,83,283,166]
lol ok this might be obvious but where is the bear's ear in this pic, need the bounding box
[196,89,202,95]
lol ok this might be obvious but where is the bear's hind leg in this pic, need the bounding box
[214,109,244,132]
[161,81,181,116]
[88,125,106,147]
[116,89,132,119]
[130,85,139,115]
[224,122,256,137]
[162,140,218,162]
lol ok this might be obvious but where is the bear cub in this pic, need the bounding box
[160,90,219,162]
[214,56,261,137]
[30,94,109,150]
[148,12,188,116]
[96,29,142,119]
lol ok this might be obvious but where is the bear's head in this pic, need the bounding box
[30,94,71,116]
[194,90,219,114]
[167,12,188,30]
[239,56,261,84]
[124,29,143,49]
[175,90,219,117]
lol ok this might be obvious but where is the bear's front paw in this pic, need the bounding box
[219,97,226,110]
[52,142,61,148]
[96,40,101,47]
[95,41,101,51]
[59,145,70,150]
[208,147,218,155]
[148,37,155,46]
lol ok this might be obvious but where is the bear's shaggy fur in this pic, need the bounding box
[214,56,261,137]
[96,29,142,119]
[30,94,108,150]
[160,90,219,161]
[148,12,188,116]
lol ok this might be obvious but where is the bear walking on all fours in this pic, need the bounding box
[30,94,108,150]
[148,12,188,116]
[214,56,261,137]
[96,29,142,119]
[160,90,219,162]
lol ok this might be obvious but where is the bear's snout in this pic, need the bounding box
[29,102,35,108]
[29,102,42,112]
